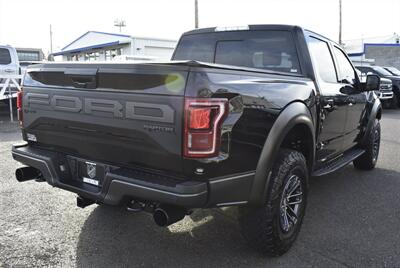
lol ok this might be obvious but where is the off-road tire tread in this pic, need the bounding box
[354,119,380,170]
[238,149,308,256]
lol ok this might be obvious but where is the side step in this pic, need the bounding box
[312,148,365,177]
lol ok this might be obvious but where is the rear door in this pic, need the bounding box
[307,35,348,163]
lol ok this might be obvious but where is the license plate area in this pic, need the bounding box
[77,160,105,187]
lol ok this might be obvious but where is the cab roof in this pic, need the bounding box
[182,24,338,46]
[183,24,302,35]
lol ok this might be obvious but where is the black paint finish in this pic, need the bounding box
[15,25,380,207]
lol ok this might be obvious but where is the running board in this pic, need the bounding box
[312,148,365,177]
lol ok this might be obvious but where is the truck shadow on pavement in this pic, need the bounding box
[75,205,265,268]
[75,166,400,267]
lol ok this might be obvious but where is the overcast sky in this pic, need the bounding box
[0,0,399,55]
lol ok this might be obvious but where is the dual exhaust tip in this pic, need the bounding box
[153,204,186,227]
[16,167,186,227]
[15,166,42,182]
[127,201,187,227]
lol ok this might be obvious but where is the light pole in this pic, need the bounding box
[195,0,199,28]
[339,0,342,45]
[114,19,126,33]
[49,24,53,55]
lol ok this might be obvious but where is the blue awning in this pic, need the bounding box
[52,41,122,56]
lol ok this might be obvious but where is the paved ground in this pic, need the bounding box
[1,102,400,268]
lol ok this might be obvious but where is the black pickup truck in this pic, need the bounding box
[356,65,400,108]
[12,25,382,256]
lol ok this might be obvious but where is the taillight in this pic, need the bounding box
[17,90,23,127]
[183,98,228,158]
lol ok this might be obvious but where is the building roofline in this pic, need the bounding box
[131,36,177,42]
[348,42,400,57]
[90,30,132,38]
[53,41,124,56]
[61,31,132,51]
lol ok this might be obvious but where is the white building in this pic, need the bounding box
[344,34,400,68]
[52,31,177,62]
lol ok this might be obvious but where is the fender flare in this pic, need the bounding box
[361,99,382,145]
[248,102,315,205]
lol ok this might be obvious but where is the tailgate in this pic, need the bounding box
[21,63,189,174]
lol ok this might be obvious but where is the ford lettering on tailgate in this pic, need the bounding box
[24,92,175,123]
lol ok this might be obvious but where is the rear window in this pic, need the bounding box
[173,30,301,74]
[0,48,11,65]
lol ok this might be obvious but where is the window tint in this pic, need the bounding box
[173,30,301,74]
[214,33,300,73]
[173,34,215,62]
[333,47,356,84]
[0,48,11,65]
[308,37,337,83]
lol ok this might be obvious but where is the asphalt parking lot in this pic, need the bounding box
[1,103,400,268]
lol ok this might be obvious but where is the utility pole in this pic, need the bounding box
[339,0,342,45]
[49,24,53,54]
[195,0,199,28]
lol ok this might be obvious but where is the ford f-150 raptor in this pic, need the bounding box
[12,25,382,256]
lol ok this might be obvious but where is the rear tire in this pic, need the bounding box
[353,119,380,170]
[238,149,308,256]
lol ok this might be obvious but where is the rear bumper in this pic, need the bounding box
[11,144,254,208]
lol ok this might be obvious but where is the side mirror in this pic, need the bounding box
[365,75,380,91]
[340,85,359,95]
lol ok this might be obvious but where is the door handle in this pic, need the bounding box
[70,76,97,89]
[4,69,14,73]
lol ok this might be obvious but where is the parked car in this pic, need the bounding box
[0,45,19,76]
[12,25,382,256]
[383,66,400,77]
[377,78,394,108]
[0,45,21,102]
[356,65,400,108]
[356,69,393,107]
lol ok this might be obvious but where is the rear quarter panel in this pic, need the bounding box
[183,68,317,180]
